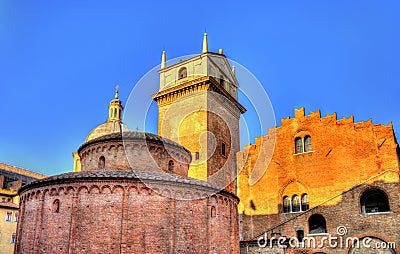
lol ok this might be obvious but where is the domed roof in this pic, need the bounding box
[85,121,129,143]
[84,86,129,143]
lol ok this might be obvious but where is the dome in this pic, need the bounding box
[85,121,129,142]
[84,86,128,143]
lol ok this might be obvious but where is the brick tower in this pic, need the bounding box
[152,34,246,192]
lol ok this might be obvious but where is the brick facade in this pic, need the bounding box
[237,107,400,253]
[15,132,240,254]
[78,132,191,176]
[240,179,400,253]
[16,170,239,254]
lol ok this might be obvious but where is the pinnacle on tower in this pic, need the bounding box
[161,50,166,69]
[202,33,208,53]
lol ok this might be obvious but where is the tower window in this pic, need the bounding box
[168,160,174,173]
[219,75,224,85]
[301,194,309,211]
[195,152,200,160]
[178,67,187,79]
[292,195,301,212]
[10,233,16,244]
[283,196,291,213]
[221,142,226,157]
[98,156,105,170]
[5,212,12,222]
[14,212,19,222]
[360,189,390,213]
[308,214,327,234]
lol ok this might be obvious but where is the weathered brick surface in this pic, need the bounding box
[240,180,400,253]
[237,107,400,240]
[15,170,240,254]
[78,132,191,176]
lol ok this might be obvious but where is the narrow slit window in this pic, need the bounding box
[168,160,174,173]
[296,230,304,242]
[98,156,105,170]
[53,199,60,213]
[10,233,16,244]
[210,206,216,218]
[221,142,226,157]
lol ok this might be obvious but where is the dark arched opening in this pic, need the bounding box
[178,67,187,79]
[360,188,390,213]
[308,214,327,234]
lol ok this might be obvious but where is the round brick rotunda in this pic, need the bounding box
[15,88,240,254]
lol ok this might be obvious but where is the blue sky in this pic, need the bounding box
[1,1,399,175]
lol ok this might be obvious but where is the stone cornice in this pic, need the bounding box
[18,170,239,202]
[152,76,246,114]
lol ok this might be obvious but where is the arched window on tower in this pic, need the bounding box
[168,160,174,173]
[304,135,312,152]
[360,188,390,213]
[283,196,291,213]
[292,195,301,212]
[98,156,105,170]
[295,137,303,154]
[308,214,327,234]
[301,194,309,211]
[178,67,187,79]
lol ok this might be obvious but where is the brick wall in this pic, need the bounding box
[78,132,191,176]
[240,180,400,253]
[237,107,400,239]
[15,171,240,254]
